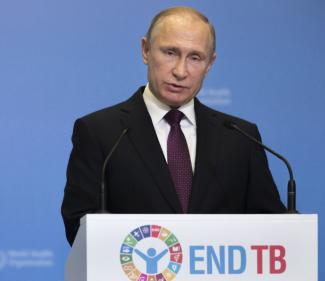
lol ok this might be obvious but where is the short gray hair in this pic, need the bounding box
[146,6,216,56]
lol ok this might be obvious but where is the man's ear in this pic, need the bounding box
[141,37,150,65]
[205,52,217,74]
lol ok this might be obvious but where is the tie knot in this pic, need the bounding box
[164,109,184,126]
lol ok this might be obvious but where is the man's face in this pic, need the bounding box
[142,14,216,108]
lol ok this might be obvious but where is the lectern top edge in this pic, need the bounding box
[80,213,317,225]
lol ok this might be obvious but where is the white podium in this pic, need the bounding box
[65,214,317,281]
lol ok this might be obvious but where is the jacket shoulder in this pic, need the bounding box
[77,86,145,127]
[195,99,257,131]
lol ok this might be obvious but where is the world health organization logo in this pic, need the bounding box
[120,225,183,281]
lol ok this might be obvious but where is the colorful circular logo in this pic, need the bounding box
[120,225,183,281]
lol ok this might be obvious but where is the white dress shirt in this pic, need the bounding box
[142,84,197,172]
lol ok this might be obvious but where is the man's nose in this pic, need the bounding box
[172,58,188,80]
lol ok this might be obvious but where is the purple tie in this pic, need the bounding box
[164,109,193,213]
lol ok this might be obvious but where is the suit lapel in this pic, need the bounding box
[119,88,183,213]
[188,99,229,212]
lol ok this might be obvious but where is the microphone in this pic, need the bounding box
[98,128,128,213]
[224,120,297,213]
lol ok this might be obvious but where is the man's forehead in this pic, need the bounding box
[150,14,213,53]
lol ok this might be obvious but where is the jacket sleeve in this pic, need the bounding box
[61,118,104,246]
[245,124,287,213]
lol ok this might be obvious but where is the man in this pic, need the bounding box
[61,6,286,246]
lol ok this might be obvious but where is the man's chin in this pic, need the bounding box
[164,97,190,108]
[155,88,193,107]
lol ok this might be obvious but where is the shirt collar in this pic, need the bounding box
[143,84,196,126]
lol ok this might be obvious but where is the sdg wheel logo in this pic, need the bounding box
[120,225,183,281]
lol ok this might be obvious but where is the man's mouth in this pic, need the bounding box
[165,83,187,93]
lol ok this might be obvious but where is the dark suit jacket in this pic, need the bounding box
[61,86,286,245]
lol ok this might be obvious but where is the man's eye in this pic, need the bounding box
[165,50,175,56]
[190,55,201,61]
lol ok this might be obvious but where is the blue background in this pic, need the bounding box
[0,0,324,280]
